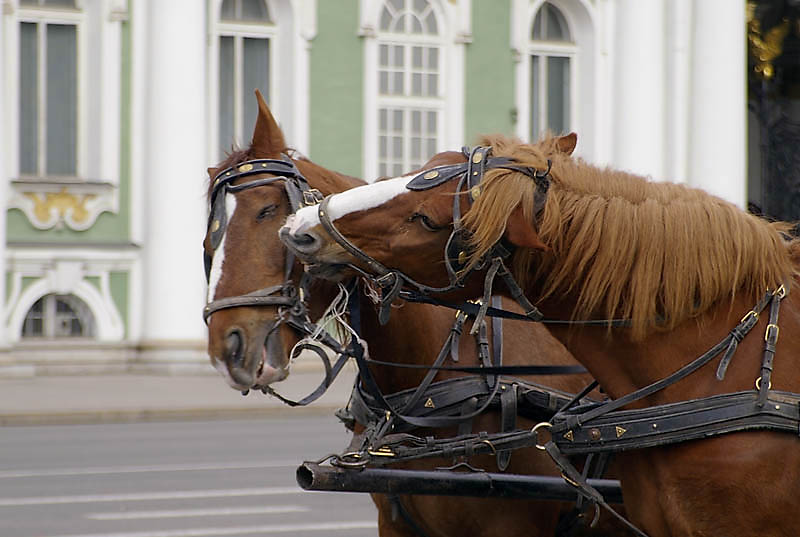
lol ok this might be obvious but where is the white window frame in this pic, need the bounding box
[361,0,470,181]
[512,0,599,159]
[208,0,277,156]
[3,0,126,229]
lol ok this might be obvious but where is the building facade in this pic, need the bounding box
[0,0,751,375]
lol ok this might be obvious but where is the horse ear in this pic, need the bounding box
[556,133,577,155]
[505,204,548,251]
[251,89,287,157]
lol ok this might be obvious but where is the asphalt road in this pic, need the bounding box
[0,417,379,537]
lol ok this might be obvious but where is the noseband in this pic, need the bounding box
[203,155,323,327]
[316,146,552,327]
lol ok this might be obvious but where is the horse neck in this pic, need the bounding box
[537,293,785,404]
[357,295,467,393]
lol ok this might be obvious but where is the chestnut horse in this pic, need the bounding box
[204,96,625,536]
[281,132,800,536]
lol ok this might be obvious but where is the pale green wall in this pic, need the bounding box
[109,271,128,338]
[309,0,363,177]
[465,0,516,144]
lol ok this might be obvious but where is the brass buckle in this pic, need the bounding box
[740,310,758,324]
[755,376,772,391]
[774,284,786,300]
[367,447,395,457]
[765,323,780,343]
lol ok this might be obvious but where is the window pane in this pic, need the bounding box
[412,73,422,96]
[427,74,437,96]
[20,22,38,175]
[392,71,403,94]
[380,44,389,66]
[546,56,570,134]
[393,110,403,131]
[221,0,235,20]
[531,55,540,139]
[410,15,423,34]
[46,23,77,176]
[393,45,403,67]
[219,36,235,156]
[44,0,77,6]
[379,71,389,94]
[242,37,269,144]
[425,12,437,34]
[380,6,393,31]
[241,0,270,21]
[545,4,570,41]
[428,47,438,69]
[412,46,422,68]
[426,111,436,133]
[411,110,421,133]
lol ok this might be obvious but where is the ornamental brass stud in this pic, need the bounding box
[615,426,627,438]
[457,251,467,265]
[470,186,481,200]
[239,163,253,172]
[472,152,484,164]
[211,220,220,232]
[261,163,268,167]
[563,430,574,442]
[424,398,435,409]
[589,428,602,441]
[423,170,439,180]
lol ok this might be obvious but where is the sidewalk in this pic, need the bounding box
[0,366,358,426]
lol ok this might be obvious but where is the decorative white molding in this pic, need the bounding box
[4,250,136,343]
[8,181,117,230]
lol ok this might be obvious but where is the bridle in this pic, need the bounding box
[203,155,323,326]
[316,146,553,328]
[203,155,358,404]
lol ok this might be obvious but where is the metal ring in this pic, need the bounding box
[755,376,772,391]
[531,422,552,451]
[478,439,497,455]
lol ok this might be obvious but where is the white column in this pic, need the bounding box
[612,0,666,179]
[687,0,746,207]
[140,0,207,363]
[0,7,8,352]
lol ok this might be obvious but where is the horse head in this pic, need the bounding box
[280,133,577,303]
[204,90,361,391]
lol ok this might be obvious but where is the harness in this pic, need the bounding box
[308,145,800,537]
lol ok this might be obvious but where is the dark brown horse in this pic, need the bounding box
[204,97,625,536]
[281,132,800,536]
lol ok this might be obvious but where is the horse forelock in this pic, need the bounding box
[463,134,800,338]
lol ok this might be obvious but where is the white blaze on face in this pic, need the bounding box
[207,193,237,303]
[283,173,416,237]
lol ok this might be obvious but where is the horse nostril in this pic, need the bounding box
[225,329,245,369]
[293,233,316,246]
[280,228,322,255]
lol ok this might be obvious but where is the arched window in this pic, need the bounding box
[22,294,96,339]
[529,2,575,138]
[376,0,443,176]
[216,0,274,156]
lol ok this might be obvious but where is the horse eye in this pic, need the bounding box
[411,213,442,232]
[257,204,278,221]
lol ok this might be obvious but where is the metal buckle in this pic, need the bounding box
[740,310,758,324]
[367,447,395,457]
[774,284,786,300]
[765,323,780,343]
[302,189,323,206]
[755,376,772,391]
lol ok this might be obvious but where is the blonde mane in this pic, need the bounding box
[462,134,799,338]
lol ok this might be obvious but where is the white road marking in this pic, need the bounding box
[0,487,302,506]
[86,505,308,520]
[37,521,378,537]
[0,460,296,479]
